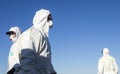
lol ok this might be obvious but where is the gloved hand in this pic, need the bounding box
[7,68,15,74]
[51,72,57,74]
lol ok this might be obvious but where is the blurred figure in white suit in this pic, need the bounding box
[98,48,118,74]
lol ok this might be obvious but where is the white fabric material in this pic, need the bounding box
[8,40,20,71]
[7,26,21,71]
[14,28,55,74]
[98,48,118,74]
[103,48,109,56]
[9,26,21,42]
[8,9,56,74]
[33,9,53,37]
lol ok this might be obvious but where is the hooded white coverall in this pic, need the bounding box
[11,9,56,74]
[98,48,118,74]
[7,26,22,71]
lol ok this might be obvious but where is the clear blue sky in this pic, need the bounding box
[0,0,120,74]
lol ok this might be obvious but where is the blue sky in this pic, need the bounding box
[0,0,120,74]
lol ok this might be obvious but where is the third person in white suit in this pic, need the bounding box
[98,48,118,74]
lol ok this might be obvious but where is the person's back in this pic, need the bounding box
[98,48,118,74]
[100,55,117,74]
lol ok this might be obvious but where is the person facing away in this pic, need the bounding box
[6,9,56,74]
[98,48,118,74]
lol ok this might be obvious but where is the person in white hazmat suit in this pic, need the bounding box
[6,26,22,74]
[98,48,118,74]
[6,9,56,74]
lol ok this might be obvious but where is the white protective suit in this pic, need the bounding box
[98,48,118,74]
[6,26,22,71]
[12,9,56,74]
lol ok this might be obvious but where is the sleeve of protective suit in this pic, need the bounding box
[49,58,57,73]
[30,27,56,74]
[50,63,57,74]
[14,30,37,74]
[15,28,51,74]
[113,58,118,73]
[98,57,103,74]
[30,27,49,74]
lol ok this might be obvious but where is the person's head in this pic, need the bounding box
[102,48,109,56]
[6,26,22,42]
[33,9,53,37]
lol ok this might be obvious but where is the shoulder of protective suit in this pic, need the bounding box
[99,56,104,61]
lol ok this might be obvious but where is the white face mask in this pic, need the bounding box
[44,20,53,37]
[9,34,17,42]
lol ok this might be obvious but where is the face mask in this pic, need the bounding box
[43,20,53,37]
[10,34,17,42]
